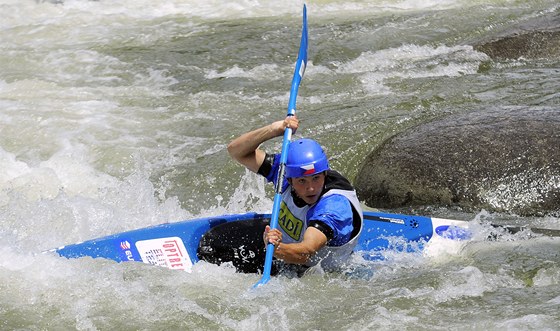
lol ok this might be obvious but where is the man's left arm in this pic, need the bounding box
[273,227,327,264]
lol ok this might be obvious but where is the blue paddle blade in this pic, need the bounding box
[254,4,308,288]
[287,4,308,117]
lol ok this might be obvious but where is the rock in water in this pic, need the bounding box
[473,12,560,60]
[354,107,560,216]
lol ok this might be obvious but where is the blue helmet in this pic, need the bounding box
[285,138,330,178]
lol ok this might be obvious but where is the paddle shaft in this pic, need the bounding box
[255,4,308,287]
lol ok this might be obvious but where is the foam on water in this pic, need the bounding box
[1,0,470,27]
[1,154,184,248]
[337,44,490,94]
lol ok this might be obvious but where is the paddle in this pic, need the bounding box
[254,4,308,288]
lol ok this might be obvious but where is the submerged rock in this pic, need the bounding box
[475,31,560,60]
[473,12,560,60]
[354,107,560,216]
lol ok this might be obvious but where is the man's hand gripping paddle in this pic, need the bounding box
[254,4,308,288]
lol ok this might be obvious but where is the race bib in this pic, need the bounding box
[279,202,304,241]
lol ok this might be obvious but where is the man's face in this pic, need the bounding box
[289,172,326,205]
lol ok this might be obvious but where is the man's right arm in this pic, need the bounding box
[227,116,298,173]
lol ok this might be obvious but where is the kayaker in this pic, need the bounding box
[227,116,363,274]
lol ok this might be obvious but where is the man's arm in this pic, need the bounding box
[266,226,327,264]
[227,116,298,173]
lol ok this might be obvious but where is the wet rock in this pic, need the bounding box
[475,31,560,60]
[473,12,560,60]
[354,107,560,216]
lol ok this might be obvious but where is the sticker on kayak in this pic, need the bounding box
[135,237,193,272]
[435,225,472,240]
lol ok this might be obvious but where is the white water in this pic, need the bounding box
[1,0,559,329]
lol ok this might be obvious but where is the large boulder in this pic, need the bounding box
[354,107,560,216]
[473,12,560,60]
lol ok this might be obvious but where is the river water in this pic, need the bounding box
[1,0,559,330]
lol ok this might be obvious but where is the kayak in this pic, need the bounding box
[48,210,471,273]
